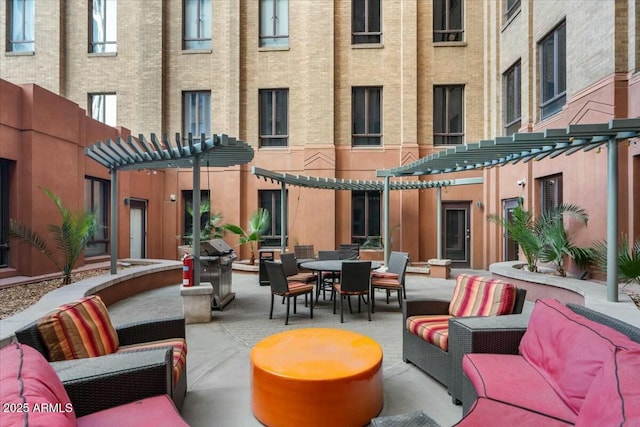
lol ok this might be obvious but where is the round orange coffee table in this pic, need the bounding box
[250,328,384,427]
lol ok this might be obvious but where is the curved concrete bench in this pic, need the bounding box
[490,261,639,327]
[0,259,181,348]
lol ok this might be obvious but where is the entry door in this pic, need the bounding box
[503,198,520,261]
[442,202,471,268]
[129,200,147,258]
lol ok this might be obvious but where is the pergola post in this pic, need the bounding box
[383,176,390,266]
[606,138,618,302]
[281,181,287,254]
[110,168,118,274]
[436,186,442,259]
[192,153,201,286]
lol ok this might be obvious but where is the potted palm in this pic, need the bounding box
[223,208,270,265]
[9,189,97,284]
[591,235,640,309]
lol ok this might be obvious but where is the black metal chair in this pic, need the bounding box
[264,261,314,325]
[293,244,316,260]
[280,253,317,284]
[317,250,341,300]
[371,251,409,312]
[338,243,360,260]
[333,261,372,323]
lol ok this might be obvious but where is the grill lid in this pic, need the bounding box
[200,239,235,256]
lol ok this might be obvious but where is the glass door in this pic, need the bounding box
[442,202,470,268]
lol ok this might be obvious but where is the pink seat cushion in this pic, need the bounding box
[463,353,577,424]
[455,397,573,427]
[0,342,76,427]
[76,395,188,427]
[575,348,640,426]
[519,299,640,415]
[406,315,451,351]
[448,274,516,317]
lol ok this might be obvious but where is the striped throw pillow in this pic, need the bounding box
[448,274,516,317]
[37,295,119,361]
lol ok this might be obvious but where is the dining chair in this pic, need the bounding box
[264,261,314,325]
[317,250,341,300]
[332,261,372,323]
[293,244,316,260]
[280,253,317,284]
[371,251,409,313]
[338,243,360,260]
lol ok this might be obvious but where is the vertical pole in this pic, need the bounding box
[193,154,201,286]
[436,186,442,259]
[110,168,118,274]
[606,139,618,301]
[281,182,287,254]
[383,176,390,267]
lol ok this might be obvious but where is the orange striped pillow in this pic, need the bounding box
[448,274,516,317]
[36,295,119,361]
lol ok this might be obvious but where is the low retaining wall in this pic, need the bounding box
[0,259,182,348]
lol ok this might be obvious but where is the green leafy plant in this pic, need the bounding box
[223,208,271,265]
[9,189,97,284]
[181,199,224,245]
[591,235,640,287]
[488,202,589,274]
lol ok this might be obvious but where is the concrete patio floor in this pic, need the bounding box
[107,269,476,426]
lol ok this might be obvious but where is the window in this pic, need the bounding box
[504,62,521,136]
[433,0,463,42]
[259,89,288,147]
[183,0,211,50]
[90,0,117,53]
[352,87,382,146]
[539,21,566,120]
[183,91,211,142]
[540,174,562,213]
[0,160,9,267]
[434,85,464,145]
[259,0,288,47]
[7,0,34,52]
[352,0,381,44]
[89,93,117,126]
[84,177,110,257]
[505,0,520,21]
[259,190,284,247]
[182,190,210,245]
[351,191,381,246]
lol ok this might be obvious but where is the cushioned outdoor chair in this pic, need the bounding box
[338,243,360,260]
[402,273,527,405]
[317,250,341,300]
[332,261,372,323]
[280,252,317,284]
[265,261,314,325]
[371,251,409,312]
[14,295,188,411]
[293,244,316,260]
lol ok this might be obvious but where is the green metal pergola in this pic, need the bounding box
[376,118,640,302]
[85,133,255,285]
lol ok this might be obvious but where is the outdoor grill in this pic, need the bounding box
[199,239,237,310]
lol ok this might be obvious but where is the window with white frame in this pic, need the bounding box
[89,93,117,127]
[352,0,381,44]
[434,85,464,145]
[504,61,521,136]
[539,21,566,120]
[351,191,381,246]
[505,0,520,21]
[259,89,288,147]
[259,0,288,47]
[183,0,211,50]
[84,177,110,257]
[433,0,463,42]
[352,87,382,146]
[90,0,117,53]
[183,91,211,142]
[7,0,35,52]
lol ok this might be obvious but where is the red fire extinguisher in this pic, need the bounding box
[182,253,194,287]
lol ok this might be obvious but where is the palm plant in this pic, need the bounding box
[182,199,225,244]
[9,189,97,284]
[539,218,591,277]
[488,203,542,272]
[223,208,271,265]
[591,235,640,287]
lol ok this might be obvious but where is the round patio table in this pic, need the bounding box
[250,328,383,427]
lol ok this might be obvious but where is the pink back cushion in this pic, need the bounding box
[0,342,76,426]
[519,299,640,415]
[448,274,516,317]
[575,348,640,426]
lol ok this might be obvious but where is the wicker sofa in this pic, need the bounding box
[403,273,527,404]
[457,299,640,426]
[1,341,188,426]
[14,295,187,412]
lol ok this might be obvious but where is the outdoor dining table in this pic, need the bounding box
[299,260,382,304]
